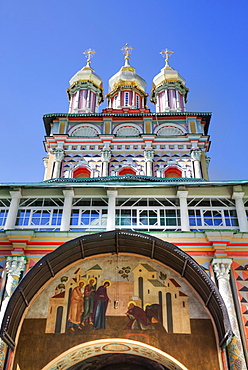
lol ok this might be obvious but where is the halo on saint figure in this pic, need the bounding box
[88,277,96,285]
[103,280,111,287]
[144,303,151,309]
[127,300,136,307]
[78,279,86,286]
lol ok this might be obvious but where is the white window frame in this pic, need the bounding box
[70,197,108,231]
[115,197,181,231]
[15,198,64,231]
[0,198,10,229]
[188,197,238,231]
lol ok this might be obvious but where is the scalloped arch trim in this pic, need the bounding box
[69,124,101,137]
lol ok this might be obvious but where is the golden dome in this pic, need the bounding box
[108,44,147,94]
[69,49,103,90]
[152,48,186,89]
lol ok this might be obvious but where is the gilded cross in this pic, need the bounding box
[120,43,133,58]
[160,48,174,66]
[83,48,96,64]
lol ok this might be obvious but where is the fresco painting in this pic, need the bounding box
[39,256,199,335]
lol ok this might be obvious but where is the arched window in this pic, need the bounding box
[119,167,136,175]
[73,167,91,179]
[164,167,182,179]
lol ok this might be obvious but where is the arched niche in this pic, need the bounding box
[164,166,182,178]
[73,166,91,178]
[119,167,136,175]
[1,231,232,370]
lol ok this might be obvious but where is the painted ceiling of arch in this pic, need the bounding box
[66,353,168,370]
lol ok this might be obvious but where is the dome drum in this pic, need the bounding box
[107,86,148,110]
[151,88,187,113]
[68,81,104,114]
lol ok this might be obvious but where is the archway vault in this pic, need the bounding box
[0,230,232,350]
[41,338,189,370]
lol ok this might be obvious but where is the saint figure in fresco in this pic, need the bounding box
[68,280,85,331]
[145,303,162,323]
[81,278,96,326]
[124,302,154,330]
[92,280,110,329]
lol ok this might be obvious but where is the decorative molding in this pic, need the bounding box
[157,126,184,136]
[53,149,64,162]
[154,123,186,136]
[113,123,143,136]
[101,149,112,163]
[69,124,101,137]
[6,256,26,277]
[72,126,98,137]
[144,149,154,162]
[191,149,202,162]
[116,126,140,137]
[42,339,189,370]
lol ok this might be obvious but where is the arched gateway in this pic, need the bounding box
[1,231,232,370]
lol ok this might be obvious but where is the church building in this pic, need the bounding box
[0,44,247,370]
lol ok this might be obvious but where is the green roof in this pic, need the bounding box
[141,263,157,272]
[148,279,165,287]
[1,177,248,188]
[45,175,207,184]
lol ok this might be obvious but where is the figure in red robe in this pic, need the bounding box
[124,302,154,330]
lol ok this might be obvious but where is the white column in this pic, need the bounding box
[0,256,26,325]
[53,149,64,178]
[191,149,202,178]
[232,192,248,232]
[164,89,169,110]
[0,255,26,368]
[75,90,80,110]
[60,190,74,231]
[182,95,186,112]
[43,157,48,180]
[4,190,22,230]
[106,190,118,231]
[101,149,111,177]
[175,89,180,111]
[144,149,154,177]
[86,90,91,109]
[212,259,247,370]
[177,190,190,231]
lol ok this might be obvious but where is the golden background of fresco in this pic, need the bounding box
[14,318,220,370]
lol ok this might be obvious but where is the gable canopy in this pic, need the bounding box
[0,230,232,350]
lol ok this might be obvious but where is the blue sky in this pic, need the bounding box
[0,0,247,182]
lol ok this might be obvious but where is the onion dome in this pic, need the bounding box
[151,49,189,113]
[107,44,148,110]
[67,49,104,113]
